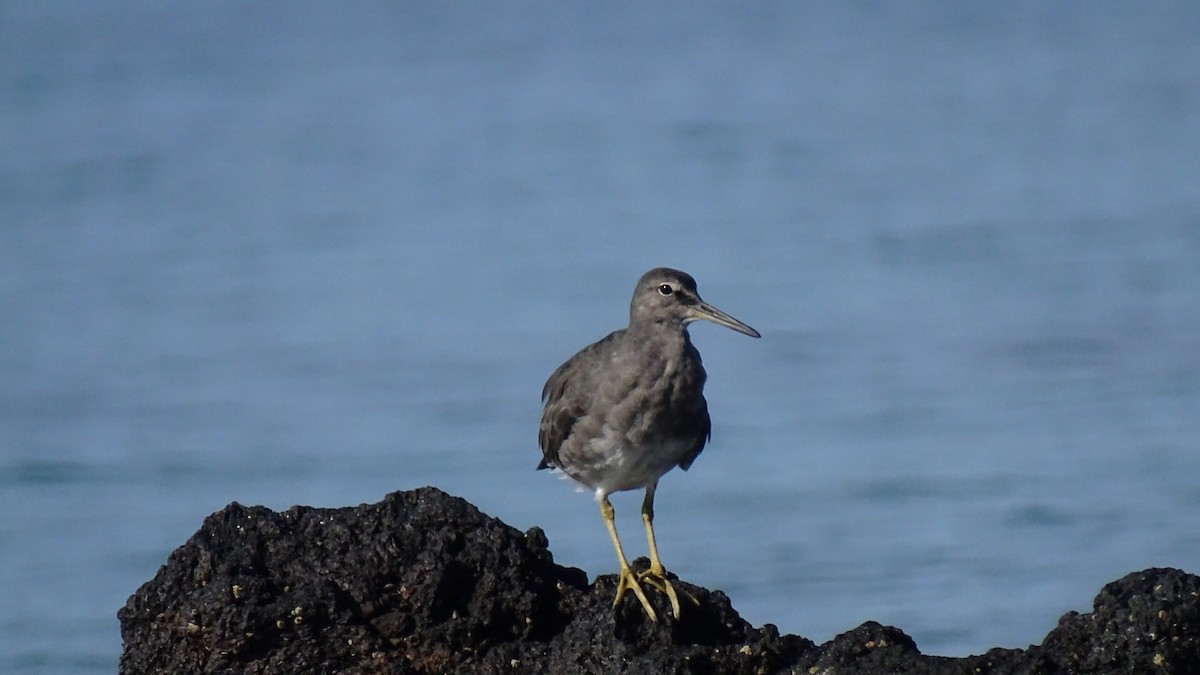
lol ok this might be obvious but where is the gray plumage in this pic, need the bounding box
[538,267,759,495]
[536,267,759,621]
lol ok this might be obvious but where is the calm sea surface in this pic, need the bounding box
[2,2,1199,672]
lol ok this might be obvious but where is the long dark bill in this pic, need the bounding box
[690,302,761,338]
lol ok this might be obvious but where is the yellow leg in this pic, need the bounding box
[600,494,658,621]
[638,482,696,618]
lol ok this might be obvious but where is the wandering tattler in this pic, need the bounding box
[538,267,760,621]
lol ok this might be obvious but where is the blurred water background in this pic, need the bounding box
[2,2,1199,672]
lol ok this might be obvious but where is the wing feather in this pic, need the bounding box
[676,398,710,471]
[537,330,622,470]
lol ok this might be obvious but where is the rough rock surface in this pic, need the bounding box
[119,487,1200,674]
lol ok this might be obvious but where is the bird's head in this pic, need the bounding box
[630,267,760,338]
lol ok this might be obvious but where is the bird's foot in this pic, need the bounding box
[613,565,659,621]
[635,564,697,620]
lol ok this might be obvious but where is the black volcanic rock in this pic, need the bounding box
[1034,567,1200,675]
[119,487,1200,674]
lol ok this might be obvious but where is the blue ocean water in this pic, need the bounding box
[2,2,1199,671]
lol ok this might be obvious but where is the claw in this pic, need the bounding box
[636,564,697,619]
[614,565,658,621]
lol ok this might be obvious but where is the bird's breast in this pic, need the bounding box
[553,344,708,493]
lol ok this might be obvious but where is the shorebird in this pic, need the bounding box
[537,267,759,621]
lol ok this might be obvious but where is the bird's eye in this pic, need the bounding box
[658,284,674,296]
